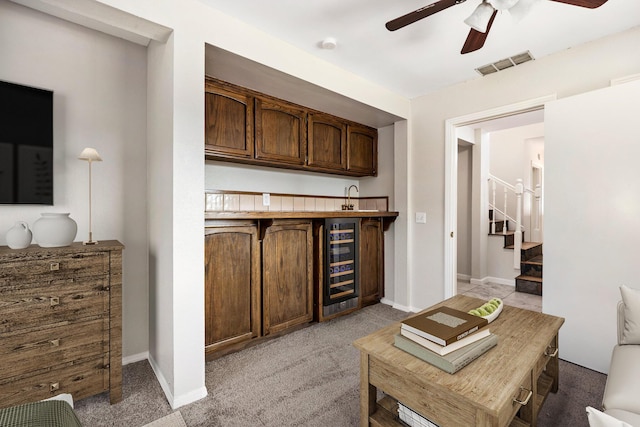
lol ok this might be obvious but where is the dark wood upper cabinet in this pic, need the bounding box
[255,97,306,165]
[205,85,254,159]
[204,77,378,177]
[307,112,347,170]
[347,124,378,176]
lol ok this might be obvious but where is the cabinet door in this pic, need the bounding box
[262,220,313,335]
[205,86,254,158]
[307,112,346,170]
[255,97,307,165]
[204,225,261,355]
[359,218,384,306]
[347,124,378,176]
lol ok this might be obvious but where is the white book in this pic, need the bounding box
[400,327,491,356]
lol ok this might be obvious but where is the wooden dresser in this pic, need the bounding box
[0,241,124,408]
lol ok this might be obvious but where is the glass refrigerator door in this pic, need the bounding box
[326,220,358,305]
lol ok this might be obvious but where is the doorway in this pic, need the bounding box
[444,95,556,298]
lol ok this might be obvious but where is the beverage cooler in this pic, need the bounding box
[323,218,359,317]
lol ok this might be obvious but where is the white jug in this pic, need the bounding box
[6,221,33,249]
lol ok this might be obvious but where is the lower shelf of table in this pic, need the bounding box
[370,382,554,427]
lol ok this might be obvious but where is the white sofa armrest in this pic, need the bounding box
[617,301,625,346]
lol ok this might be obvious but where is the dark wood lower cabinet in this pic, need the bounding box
[204,223,261,357]
[204,216,389,358]
[359,218,384,306]
[262,220,314,335]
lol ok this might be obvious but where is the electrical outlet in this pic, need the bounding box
[415,212,427,224]
[262,193,270,206]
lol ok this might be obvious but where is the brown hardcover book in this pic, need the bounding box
[401,306,489,346]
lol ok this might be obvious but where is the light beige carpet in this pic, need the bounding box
[142,411,187,427]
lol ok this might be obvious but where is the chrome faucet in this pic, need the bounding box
[342,185,359,210]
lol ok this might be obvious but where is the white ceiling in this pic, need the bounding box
[196,0,640,99]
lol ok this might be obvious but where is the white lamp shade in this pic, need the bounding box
[464,2,495,33]
[78,147,103,162]
[508,0,538,21]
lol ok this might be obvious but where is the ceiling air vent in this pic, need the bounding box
[475,51,534,76]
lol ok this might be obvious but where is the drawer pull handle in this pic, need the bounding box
[513,387,533,406]
[50,297,60,306]
[50,339,60,347]
[50,262,60,271]
[544,347,559,357]
[50,382,60,392]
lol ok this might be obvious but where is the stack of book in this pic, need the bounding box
[394,306,497,374]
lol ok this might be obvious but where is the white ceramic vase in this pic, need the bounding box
[33,213,78,247]
[5,221,33,249]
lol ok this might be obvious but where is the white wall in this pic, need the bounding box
[545,79,640,373]
[457,144,472,277]
[0,1,149,359]
[12,0,411,408]
[409,26,640,313]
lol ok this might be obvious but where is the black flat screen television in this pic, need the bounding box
[0,80,54,205]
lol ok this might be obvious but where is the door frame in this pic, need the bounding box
[443,95,556,298]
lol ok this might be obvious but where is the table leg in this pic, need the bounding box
[360,352,376,427]
[548,335,560,393]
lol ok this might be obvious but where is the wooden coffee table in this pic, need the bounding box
[353,295,564,427]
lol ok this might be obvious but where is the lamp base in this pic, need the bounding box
[83,240,99,245]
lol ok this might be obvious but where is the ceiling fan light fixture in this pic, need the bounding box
[507,0,538,21]
[488,0,520,10]
[464,2,495,33]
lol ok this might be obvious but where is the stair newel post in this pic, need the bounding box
[534,183,542,234]
[491,179,496,234]
[502,186,508,235]
[514,179,524,269]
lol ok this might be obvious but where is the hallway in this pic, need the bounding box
[457,280,541,312]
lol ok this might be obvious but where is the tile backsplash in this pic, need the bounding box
[205,191,388,212]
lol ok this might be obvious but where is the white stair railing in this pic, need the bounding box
[488,175,539,270]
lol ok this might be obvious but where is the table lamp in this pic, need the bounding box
[78,147,102,245]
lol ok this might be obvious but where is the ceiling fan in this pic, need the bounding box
[386,0,609,54]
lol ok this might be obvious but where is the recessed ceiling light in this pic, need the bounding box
[321,37,337,50]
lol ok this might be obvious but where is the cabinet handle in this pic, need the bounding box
[50,297,60,306]
[544,346,559,357]
[50,262,60,271]
[50,339,60,347]
[513,386,533,406]
[50,382,60,392]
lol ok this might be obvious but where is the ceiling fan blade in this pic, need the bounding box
[386,0,463,31]
[460,10,497,54]
[548,0,608,8]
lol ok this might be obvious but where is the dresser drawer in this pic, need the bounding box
[0,277,109,334]
[500,370,534,425]
[534,336,559,378]
[0,355,109,409]
[0,318,109,380]
[0,252,109,286]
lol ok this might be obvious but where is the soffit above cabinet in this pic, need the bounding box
[205,44,404,129]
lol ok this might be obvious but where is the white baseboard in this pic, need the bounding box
[470,276,515,287]
[457,273,471,281]
[380,297,411,312]
[148,353,208,410]
[122,351,149,366]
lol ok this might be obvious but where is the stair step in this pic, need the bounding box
[522,254,543,265]
[516,275,542,283]
[505,242,542,250]
[516,275,542,296]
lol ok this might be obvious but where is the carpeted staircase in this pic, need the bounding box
[489,210,543,296]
